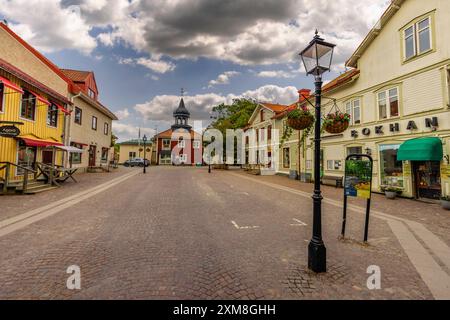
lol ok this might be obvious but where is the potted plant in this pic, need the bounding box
[441,196,450,210]
[323,111,351,134]
[287,107,314,130]
[382,186,403,200]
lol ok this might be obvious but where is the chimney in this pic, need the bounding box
[298,89,311,102]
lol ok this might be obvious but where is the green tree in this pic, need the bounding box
[210,98,258,132]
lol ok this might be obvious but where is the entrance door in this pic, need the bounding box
[89,145,96,167]
[42,150,53,164]
[413,161,441,200]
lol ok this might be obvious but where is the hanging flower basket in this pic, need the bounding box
[323,111,350,134]
[287,109,314,130]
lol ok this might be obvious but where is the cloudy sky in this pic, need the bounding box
[0,0,390,141]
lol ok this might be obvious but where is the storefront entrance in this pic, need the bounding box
[89,145,96,167]
[42,150,54,164]
[413,161,442,200]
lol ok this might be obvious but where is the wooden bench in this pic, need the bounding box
[321,175,343,188]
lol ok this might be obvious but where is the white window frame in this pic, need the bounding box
[377,87,399,120]
[193,141,200,149]
[179,154,187,162]
[403,16,432,61]
[92,116,97,130]
[178,139,186,148]
[104,122,109,135]
[345,98,361,125]
[162,139,171,150]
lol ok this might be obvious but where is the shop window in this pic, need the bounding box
[17,145,36,175]
[74,107,82,125]
[345,99,361,125]
[101,148,108,163]
[70,143,83,164]
[20,90,36,120]
[104,122,109,135]
[347,146,363,156]
[380,144,404,187]
[0,83,4,112]
[92,116,97,130]
[283,148,290,168]
[377,88,399,120]
[47,103,58,127]
[327,160,342,170]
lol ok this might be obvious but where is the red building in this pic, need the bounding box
[154,98,202,165]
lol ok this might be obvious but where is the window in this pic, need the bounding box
[70,142,83,164]
[345,99,361,125]
[163,139,170,150]
[17,145,36,175]
[268,125,272,140]
[74,107,82,125]
[260,110,264,122]
[101,148,109,163]
[403,16,432,61]
[88,88,96,99]
[380,144,403,187]
[20,90,36,120]
[326,160,342,171]
[47,103,58,127]
[179,154,187,162]
[92,116,97,130]
[178,139,185,148]
[283,148,290,168]
[378,87,399,119]
[347,146,363,155]
[104,122,109,135]
[193,141,200,149]
[447,68,450,106]
[0,83,4,112]
[129,151,137,159]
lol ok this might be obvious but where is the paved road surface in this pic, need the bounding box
[0,167,447,299]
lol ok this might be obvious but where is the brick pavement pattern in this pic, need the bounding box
[0,167,438,299]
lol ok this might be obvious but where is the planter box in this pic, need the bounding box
[385,191,397,199]
[441,200,450,210]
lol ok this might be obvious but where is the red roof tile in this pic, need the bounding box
[61,69,91,82]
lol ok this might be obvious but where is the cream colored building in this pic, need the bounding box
[300,0,450,200]
[61,69,118,172]
[118,140,153,164]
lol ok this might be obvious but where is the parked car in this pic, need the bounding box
[123,158,150,167]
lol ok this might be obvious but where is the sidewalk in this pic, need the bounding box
[0,167,140,222]
[232,170,450,247]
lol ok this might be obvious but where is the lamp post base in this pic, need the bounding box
[308,240,326,273]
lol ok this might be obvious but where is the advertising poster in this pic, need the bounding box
[344,159,373,199]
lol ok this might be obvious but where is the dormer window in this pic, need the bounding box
[88,88,96,99]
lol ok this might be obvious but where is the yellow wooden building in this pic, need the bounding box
[0,22,72,190]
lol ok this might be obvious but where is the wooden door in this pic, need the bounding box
[89,145,96,167]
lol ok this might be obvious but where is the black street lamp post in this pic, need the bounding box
[299,31,335,273]
[143,134,148,174]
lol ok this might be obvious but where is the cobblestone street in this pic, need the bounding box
[0,166,448,299]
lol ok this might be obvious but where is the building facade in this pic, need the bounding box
[61,69,118,171]
[118,139,153,164]
[0,22,71,182]
[302,0,450,200]
[154,98,202,166]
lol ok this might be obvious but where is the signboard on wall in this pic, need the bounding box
[0,125,20,138]
[344,156,373,199]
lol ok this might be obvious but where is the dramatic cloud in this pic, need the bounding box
[0,0,96,54]
[257,70,296,79]
[134,84,299,122]
[118,56,176,74]
[208,71,240,88]
[1,0,390,66]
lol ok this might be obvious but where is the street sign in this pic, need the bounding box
[341,154,374,242]
[0,125,20,138]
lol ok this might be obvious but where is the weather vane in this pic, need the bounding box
[181,88,185,97]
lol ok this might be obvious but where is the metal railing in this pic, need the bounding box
[0,162,37,194]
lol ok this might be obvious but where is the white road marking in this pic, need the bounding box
[0,170,140,238]
[229,172,450,300]
[231,220,260,230]
[290,218,307,227]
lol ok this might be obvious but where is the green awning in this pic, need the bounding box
[397,137,443,161]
